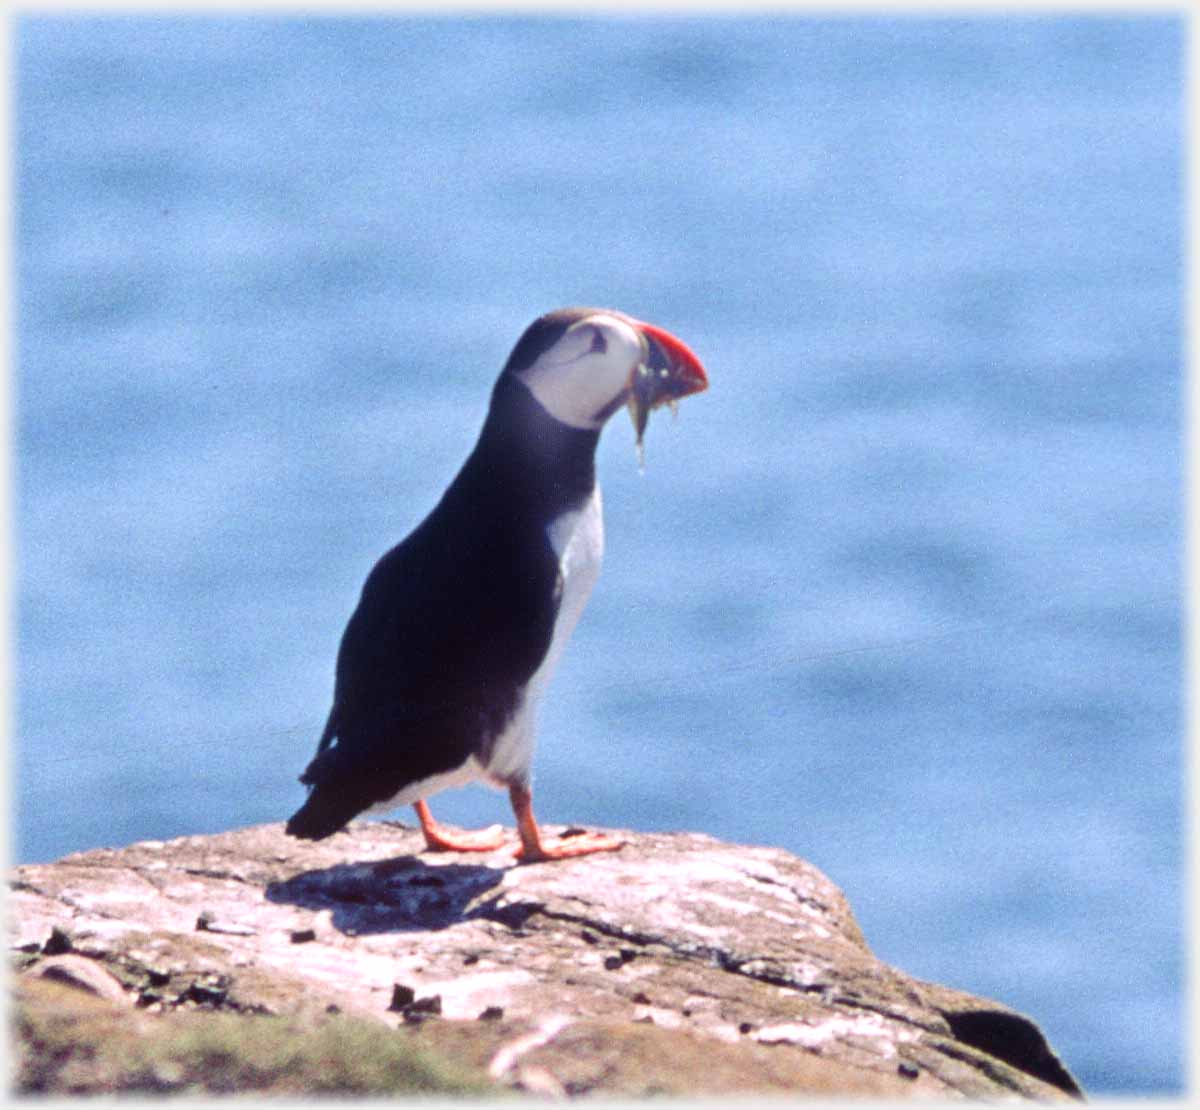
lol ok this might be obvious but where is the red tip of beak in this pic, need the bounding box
[637,320,709,395]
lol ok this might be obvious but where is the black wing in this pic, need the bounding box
[286,486,561,839]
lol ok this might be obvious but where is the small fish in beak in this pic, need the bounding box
[627,321,709,466]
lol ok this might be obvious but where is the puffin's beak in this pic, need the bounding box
[627,320,709,449]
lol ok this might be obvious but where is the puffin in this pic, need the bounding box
[285,307,708,861]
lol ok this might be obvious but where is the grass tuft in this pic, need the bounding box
[13,978,492,1096]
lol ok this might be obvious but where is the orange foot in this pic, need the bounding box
[508,784,625,863]
[413,800,507,853]
[515,830,626,862]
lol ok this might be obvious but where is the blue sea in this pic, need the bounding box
[15,14,1182,1097]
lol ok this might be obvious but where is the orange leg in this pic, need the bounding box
[509,784,625,862]
[413,799,507,853]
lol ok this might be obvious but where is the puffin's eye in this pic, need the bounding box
[589,328,608,355]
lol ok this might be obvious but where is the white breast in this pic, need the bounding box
[544,484,605,670]
[482,484,604,785]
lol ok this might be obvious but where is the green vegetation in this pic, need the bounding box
[13,978,492,1096]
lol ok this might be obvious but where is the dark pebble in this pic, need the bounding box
[478,1005,504,1021]
[290,928,317,944]
[602,948,637,970]
[631,992,651,1005]
[194,918,254,936]
[739,1021,754,1035]
[42,926,72,956]
[580,929,599,945]
[388,984,417,1012]
[179,982,227,1007]
[462,952,480,965]
[898,1062,919,1080]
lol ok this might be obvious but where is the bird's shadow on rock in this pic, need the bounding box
[265,854,508,936]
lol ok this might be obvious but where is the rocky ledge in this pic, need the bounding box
[9,821,1083,1099]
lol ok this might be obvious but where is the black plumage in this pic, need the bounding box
[284,307,707,860]
[285,372,598,840]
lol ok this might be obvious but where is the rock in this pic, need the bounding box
[31,954,132,1005]
[8,821,1083,1099]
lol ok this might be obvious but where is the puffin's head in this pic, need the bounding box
[504,307,708,450]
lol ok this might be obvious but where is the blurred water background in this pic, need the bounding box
[15,14,1182,1096]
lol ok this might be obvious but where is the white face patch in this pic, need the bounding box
[514,314,645,429]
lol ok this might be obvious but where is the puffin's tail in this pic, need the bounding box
[286,711,358,840]
[285,787,359,840]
